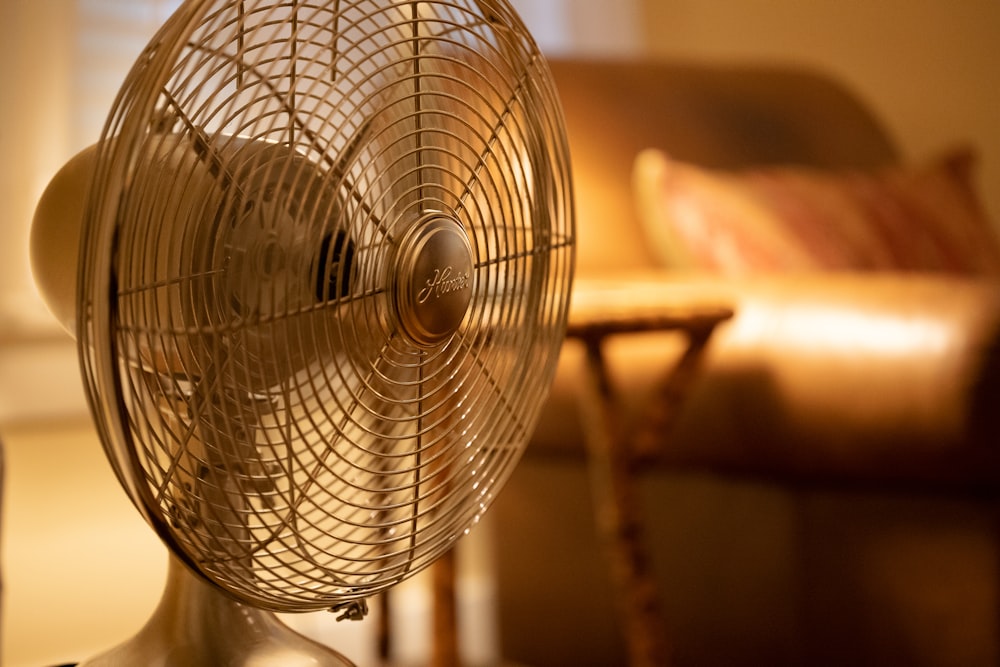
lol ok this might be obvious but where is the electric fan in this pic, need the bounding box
[30,0,574,664]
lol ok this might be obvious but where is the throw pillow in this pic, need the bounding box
[632,147,1000,276]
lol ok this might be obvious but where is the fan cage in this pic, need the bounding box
[78,0,573,612]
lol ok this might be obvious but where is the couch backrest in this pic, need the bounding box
[547,58,899,274]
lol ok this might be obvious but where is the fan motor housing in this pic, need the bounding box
[393,214,474,348]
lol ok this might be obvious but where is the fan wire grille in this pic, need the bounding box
[78,0,573,612]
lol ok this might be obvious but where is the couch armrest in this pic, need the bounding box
[531,272,1000,491]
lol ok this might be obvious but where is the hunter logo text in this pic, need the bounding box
[418,267,470,304]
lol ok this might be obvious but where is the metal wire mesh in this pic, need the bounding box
[78,0,573,612]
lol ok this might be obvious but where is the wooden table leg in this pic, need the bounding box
[431,548,459,667]
[577,337,671,667]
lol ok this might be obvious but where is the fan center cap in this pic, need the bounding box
[395,215,474,347]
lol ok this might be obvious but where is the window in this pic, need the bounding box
[73,1,184,148]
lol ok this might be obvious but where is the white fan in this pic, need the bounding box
[30,1,574,664]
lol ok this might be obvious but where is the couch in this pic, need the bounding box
[490,58,1000,667]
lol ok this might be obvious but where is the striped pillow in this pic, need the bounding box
[633,147,1000,276]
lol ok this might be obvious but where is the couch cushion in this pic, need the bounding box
[534,272,1000,489]
[633,147,1000,276]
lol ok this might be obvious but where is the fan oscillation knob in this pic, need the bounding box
[393,214,474,347]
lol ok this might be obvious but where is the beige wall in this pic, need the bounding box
[639,0,1000,226]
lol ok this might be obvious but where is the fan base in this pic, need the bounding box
[78,556,355,667]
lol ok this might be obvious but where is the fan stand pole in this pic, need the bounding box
[78,555,356,667]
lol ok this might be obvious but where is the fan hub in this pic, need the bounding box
[394,214,474,347]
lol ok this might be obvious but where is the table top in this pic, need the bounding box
[566,277,734,339]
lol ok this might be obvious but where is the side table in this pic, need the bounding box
[566,279,733,667]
